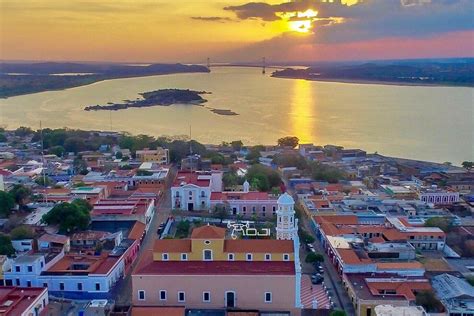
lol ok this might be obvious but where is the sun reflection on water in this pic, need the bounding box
[290,79,315,144]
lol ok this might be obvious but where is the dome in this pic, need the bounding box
[277,192,294,205]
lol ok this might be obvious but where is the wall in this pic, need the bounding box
[132,274,297,313]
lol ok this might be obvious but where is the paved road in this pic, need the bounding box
[115,168,175,306]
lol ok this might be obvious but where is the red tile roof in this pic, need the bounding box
[128,221,146,240]
[153,239,192,253]
[134,252,295,276]
[172,171,211,187]
[190,225,226,239]
[132,307,185,316]
[0,287,47,316]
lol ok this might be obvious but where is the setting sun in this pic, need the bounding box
[285,9,318,33]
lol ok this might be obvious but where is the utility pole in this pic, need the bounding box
[40,121,48,204]
[262,57,266,75]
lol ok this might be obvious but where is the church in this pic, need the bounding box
[132,193,325,314]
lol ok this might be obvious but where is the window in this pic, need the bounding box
[246,253,253,261]
[138,290,146,301]
[27,280,31,287]
[15,279,20,286]
[40,261,44,268]
[265,292,272,303]
[95,283,101,291]
[204,249,213,261]
[181,253,188,261]
[162,253,169,261]
[178,291,185,302]
[43,283,48,288]
[204,240,211,245]
[203,291,211,302]
[262,206,266,212]
[283,254,290,261]
[59,283,65,291]
[77,283,83,291]
[228,253,234,261]
[27,265,33,272]
[15,266,20,272]
[265,253,271,261]
[159,290,167,301]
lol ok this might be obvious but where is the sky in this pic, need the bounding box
[0,0,473,63]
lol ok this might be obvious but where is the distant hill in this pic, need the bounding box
[0,62,209,98]
[272,61,474,87]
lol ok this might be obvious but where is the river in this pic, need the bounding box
[0,66,472,164]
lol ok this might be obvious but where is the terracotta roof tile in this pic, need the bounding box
[191,225,226,239]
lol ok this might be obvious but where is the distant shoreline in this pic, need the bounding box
[272,75,474,88]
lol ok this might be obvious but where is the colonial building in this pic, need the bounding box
[131,222,323,314]
[210,181,279,218]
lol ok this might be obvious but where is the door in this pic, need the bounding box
[188,203,194,211]
[226,291,235,308]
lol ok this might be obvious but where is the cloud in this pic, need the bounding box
[191,16,236,23]
[223,0,474,43]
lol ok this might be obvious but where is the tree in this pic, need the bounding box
[175,220,191,238]
[310,162,347,183]
[462,161,473,170]
[35,176,52,187]
[0,191,15,218]
[223,171,241,188]
[230,140,244,152]
[9,185,32,209]
[115,151,123,159]
[425,217,453,233]
[273,153,308,170]
[0,133,7,142]
[64,137,86,153]
[10,226,34,240]
[49,145,65,157]
[299,229,315,244]
[330,310,346,316]
[415,290,443,313]
[246,164,282,192]
[0,234,15,256]
[277,136,299,148]
[42,202,91,234]
[213,204,229,223]
[305,252,324,263]
[71,199,93,212]
[14,126,34,137]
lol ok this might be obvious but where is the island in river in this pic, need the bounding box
[84,89,209,111]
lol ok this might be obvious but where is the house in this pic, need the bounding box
[38,233,70,253]
[91,198,155,230]
[171,171,213,211]
[135,148,169,164]
[0,286,49,316]
[432,273,474,316]
[343,273,432,316]
[210,181,278,218]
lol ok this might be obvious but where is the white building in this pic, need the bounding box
[375,305,427,316]
[171,171,212,211]
[276,193,298,240]
[418,186,460,205]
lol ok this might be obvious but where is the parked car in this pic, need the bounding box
[306,243,315,252]
[157,223,165,234]
[311,275,323,284]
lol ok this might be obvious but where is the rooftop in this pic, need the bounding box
[0,287,47,316]
[134,251,295,275]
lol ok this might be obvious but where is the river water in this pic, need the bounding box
[0,66,472,164]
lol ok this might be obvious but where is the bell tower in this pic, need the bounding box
[276,192,297,240]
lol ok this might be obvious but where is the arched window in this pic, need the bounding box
[203,249,213,261]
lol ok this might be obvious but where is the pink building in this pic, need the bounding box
[210,181,278,218]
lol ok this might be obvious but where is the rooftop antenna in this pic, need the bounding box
[262,57,266,75]
[40,121,48,204]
